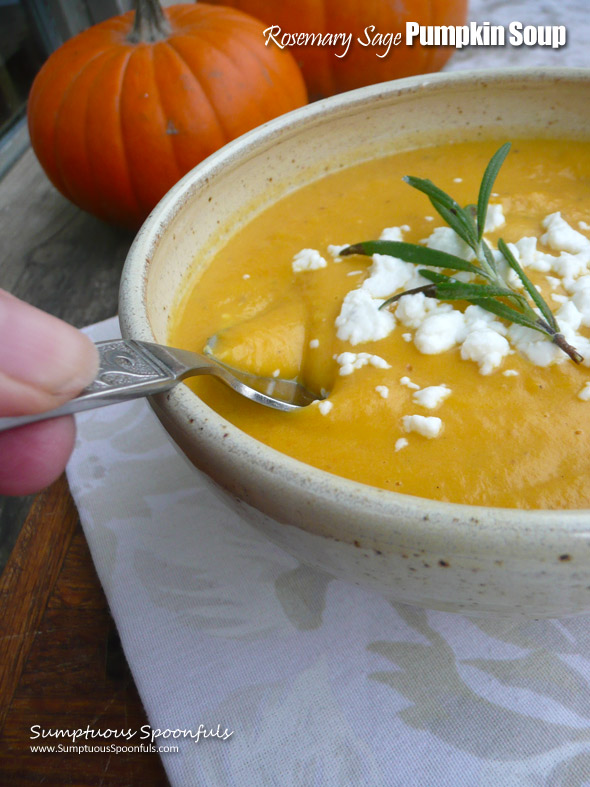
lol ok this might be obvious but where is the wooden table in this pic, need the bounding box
[0,476,169,785]
[0,150,169,783]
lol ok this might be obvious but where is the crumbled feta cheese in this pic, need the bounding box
[395,437,409,451]
[503,369,519,377]
[242,273,250,280]
[461,329,511,375]
[415,310,466,355]
[402,333,412,342]
[568,276,590,326]
[400,376,420,390]
[453,177,463,183]
[395,292,442,329]
[463,304,507,335]
[579,221,590,231]
[328,244,348,259]
[425,216,434,222]
[309,338,320,349]
[335,352,391,376]
[484,204,506,233]
[292,248,327,272]
[508,324,564,367]
[510,237,538,270]
[379,226,404,241]
[412,384,451,409]
[347,270,363,276]
[578,382,590,401]
[362,254,417,298]
[556,300,582,332]
[402,414,443,438]
[335,289,395,345]
[541,213,590,254]
[423,226,475,261]
[318,400,333,415]
[272,369,280,378]
[551,252,590,281]
[375,385,389,399]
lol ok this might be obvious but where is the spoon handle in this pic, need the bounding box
[0,339,197,433]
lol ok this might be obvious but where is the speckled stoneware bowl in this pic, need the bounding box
[120,68,590,618]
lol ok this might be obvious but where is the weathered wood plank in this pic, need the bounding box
[0,479,169,785]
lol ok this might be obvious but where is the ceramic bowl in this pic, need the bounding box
[120,68,590,617]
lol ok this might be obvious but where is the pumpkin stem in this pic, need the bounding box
[128,0,171,43]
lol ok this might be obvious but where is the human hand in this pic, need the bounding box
[0,290,99,496]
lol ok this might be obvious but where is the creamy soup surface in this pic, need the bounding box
[170,139,590,509]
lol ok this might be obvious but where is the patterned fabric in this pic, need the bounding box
[67,10,590,781]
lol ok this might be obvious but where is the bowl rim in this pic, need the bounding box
[120,66,590,535]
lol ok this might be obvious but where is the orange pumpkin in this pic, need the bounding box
[206,0,469,100]
[27,0,307,228]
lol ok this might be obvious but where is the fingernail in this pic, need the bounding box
[0,290,99,397]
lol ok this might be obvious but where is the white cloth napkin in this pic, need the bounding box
[66,3,590,782]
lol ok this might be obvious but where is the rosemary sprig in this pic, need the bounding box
[341,143,583,364]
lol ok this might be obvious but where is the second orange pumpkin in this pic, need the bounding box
[207,0,469,100]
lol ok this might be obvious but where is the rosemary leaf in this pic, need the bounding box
[341,240,485,278]
[468,298,548,333]
[481,239,499,276]
[497,238,559,332]
[417,269,519,301]
[402,176,479,250]
[477,142,511,242]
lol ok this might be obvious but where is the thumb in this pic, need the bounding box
[0,290,99,417]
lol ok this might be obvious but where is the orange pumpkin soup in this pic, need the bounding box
[170,139,590,509]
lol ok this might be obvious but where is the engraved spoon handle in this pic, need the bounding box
[0,339,210,433]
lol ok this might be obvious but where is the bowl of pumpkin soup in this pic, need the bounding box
[120,68,590,617]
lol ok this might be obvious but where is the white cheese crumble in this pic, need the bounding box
[415,310,466,355]
[402,414,443,439]
[578,383,590,401]
[292,248,327,272]
[328,244,348,260]
[412,384,451,409]
[335,351,391,376]
[309,338,320,349]
[375,385,389,399]
[423,226,475,261]
[541,213,590,254]
[394,437,409,451]
[379,226,404,241]
[242,273,250,280]
[335,289,395,345]
[484,203,506,233]
[503,369,519,377]
[318,400,333,415]
[362,254,417,298]
[395,292,443,329]
[460,329,511,375]
[400,376,420,390]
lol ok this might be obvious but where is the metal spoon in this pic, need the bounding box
[0,339,319,433]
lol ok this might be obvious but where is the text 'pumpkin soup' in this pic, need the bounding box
[170,139,590,510]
